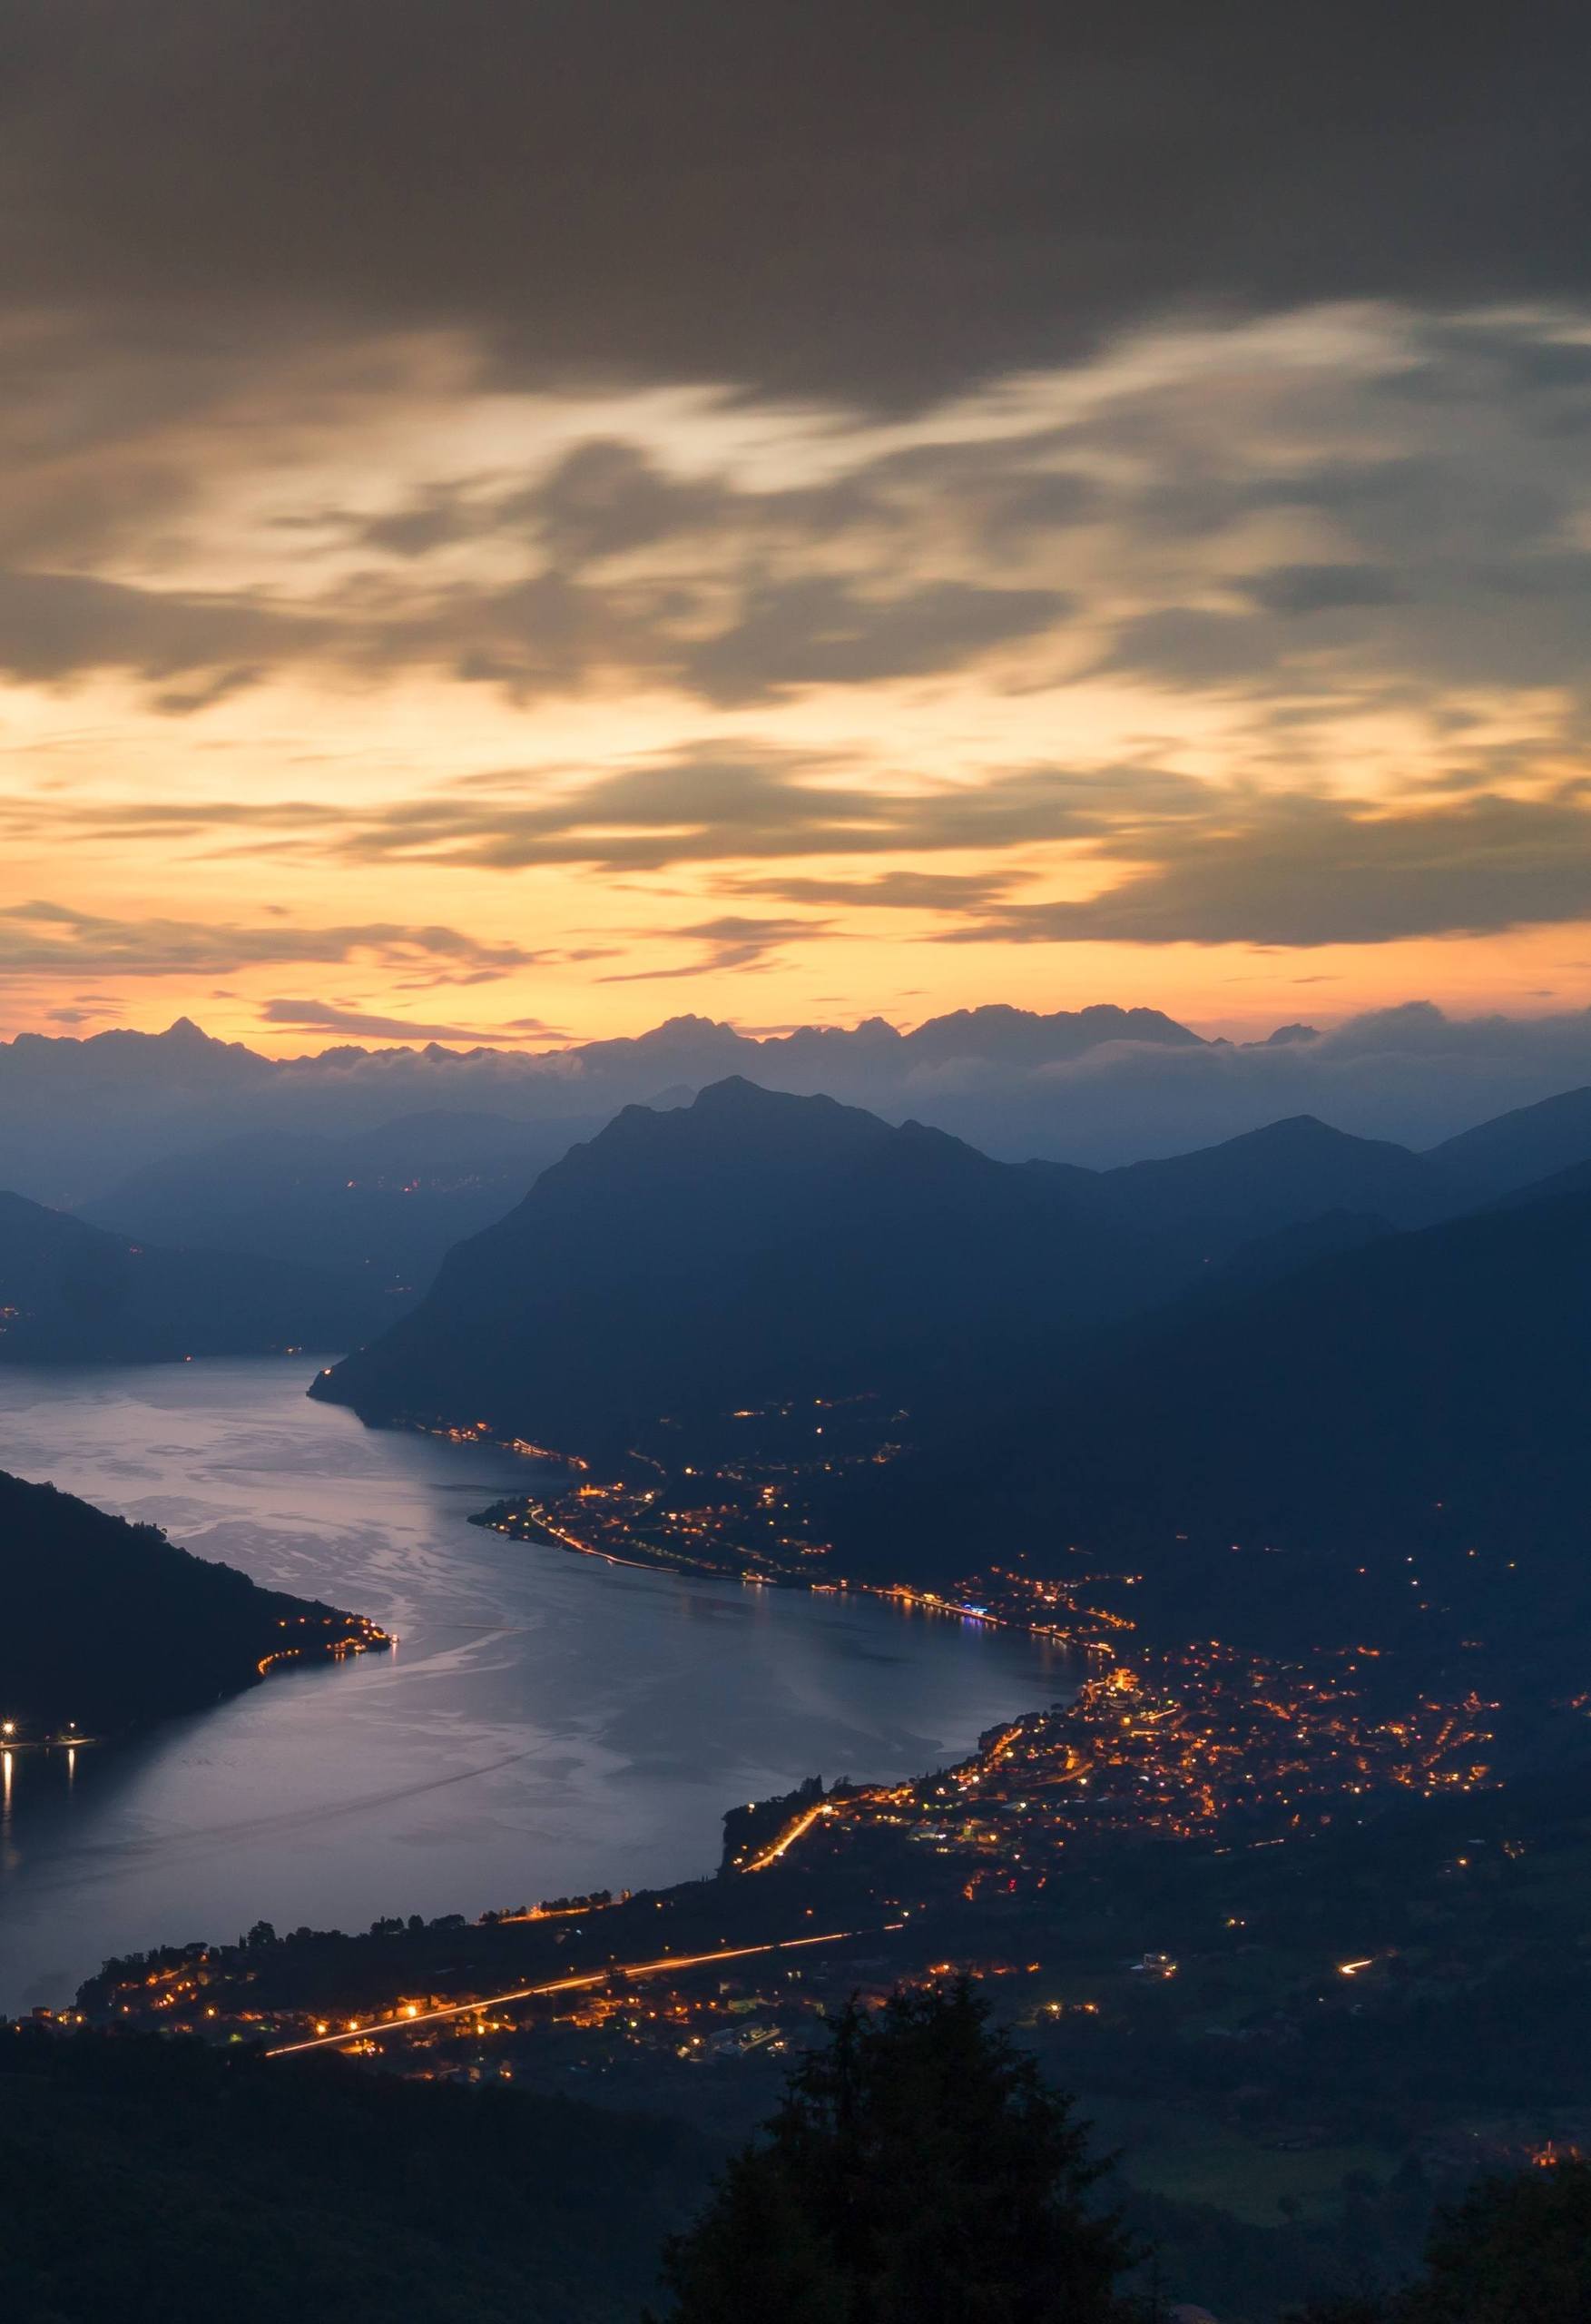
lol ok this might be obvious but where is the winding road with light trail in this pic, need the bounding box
[264,1921,908,2057]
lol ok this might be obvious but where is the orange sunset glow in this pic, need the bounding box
[2,300,1589,1052]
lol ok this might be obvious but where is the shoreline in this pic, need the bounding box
[468,1491,1115,1658]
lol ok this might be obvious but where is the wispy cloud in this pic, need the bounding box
[26,753,1591,954]
[257,998,563,1042]
[0,901,546,980]
[599,915,823,980]
[2,303,1591,1036]
[945,792,1591,948]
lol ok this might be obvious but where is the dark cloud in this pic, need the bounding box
[3,316,1588,718]
[525,441,729,566]
[2,3,1587,403]
[731,871,1018,912]
[0,543,1067,704]
[0,799,343,846]
[257,998,552,1041]
[0,567,306,688]
[353,487,492,559]
[1373,325,1591,405]
[351,434,1103,570]
[257,751,1208,874]
[1238,564,1409,615]
[599,915,820,980]
[951,793,1591,948]
[1100,607,1279,688]
[1247,448,1563,566]
[683,576,1071,704]
[0,901,545,979]
[425,563,1074,705]
[23,739,1591,953]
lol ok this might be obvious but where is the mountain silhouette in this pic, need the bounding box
[9,1007,1591,1206]
[1428,1082,1591,1196]
[0,1005,1205,1206]
[840,1187,1591,1653]
[0,1191,389,1361]
[1094,1109,1461,1225]
[313,1083,1495,1452]
[1071,1111,1466,1259]
[310,1077,1178,1451]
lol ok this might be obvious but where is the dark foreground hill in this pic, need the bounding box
[0,2028,709,2324]
[311,1078,1181,1453]
[0,1190,389,1361]
[0,1471,388,1733]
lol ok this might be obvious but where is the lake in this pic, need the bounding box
[0,1358,1067,2013]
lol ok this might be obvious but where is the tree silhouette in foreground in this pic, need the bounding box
[653,1978,1137,2323]
[1294,2156,1591,2323]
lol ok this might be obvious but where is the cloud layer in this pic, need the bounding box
[0,7,1588,1039]
[0,901,543,980]
[4,3,1589,400]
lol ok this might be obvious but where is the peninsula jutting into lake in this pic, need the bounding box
[0,1463,390,1738]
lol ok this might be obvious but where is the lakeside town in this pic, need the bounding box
[67,1611,1574,2227]
[463,1392,1152,1658]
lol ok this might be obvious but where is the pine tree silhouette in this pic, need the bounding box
[653,1977,1137,2323]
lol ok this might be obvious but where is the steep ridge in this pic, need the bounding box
[1428,1082,1591,1196]
[310,1078,1177,1453]
[310,1086,1502,1472]
[1081,1113,1466,1249]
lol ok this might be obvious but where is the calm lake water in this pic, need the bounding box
[0,1359,1066,2013]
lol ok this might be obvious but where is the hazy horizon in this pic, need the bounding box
[6,985,1591,1059]
[3,988,1591,1209]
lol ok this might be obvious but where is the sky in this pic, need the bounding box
[3,0,1590,1052]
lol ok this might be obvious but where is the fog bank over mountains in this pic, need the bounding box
[5,998,1591,1204]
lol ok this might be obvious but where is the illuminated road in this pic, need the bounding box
[264,1922,905,2058]
[739,1798,836,1872]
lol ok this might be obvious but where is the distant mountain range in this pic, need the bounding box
[10,1000,1591,1208]
[0,1470,388,1732]
[0,1007,1202,1204]
[0,1191,393,1362]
